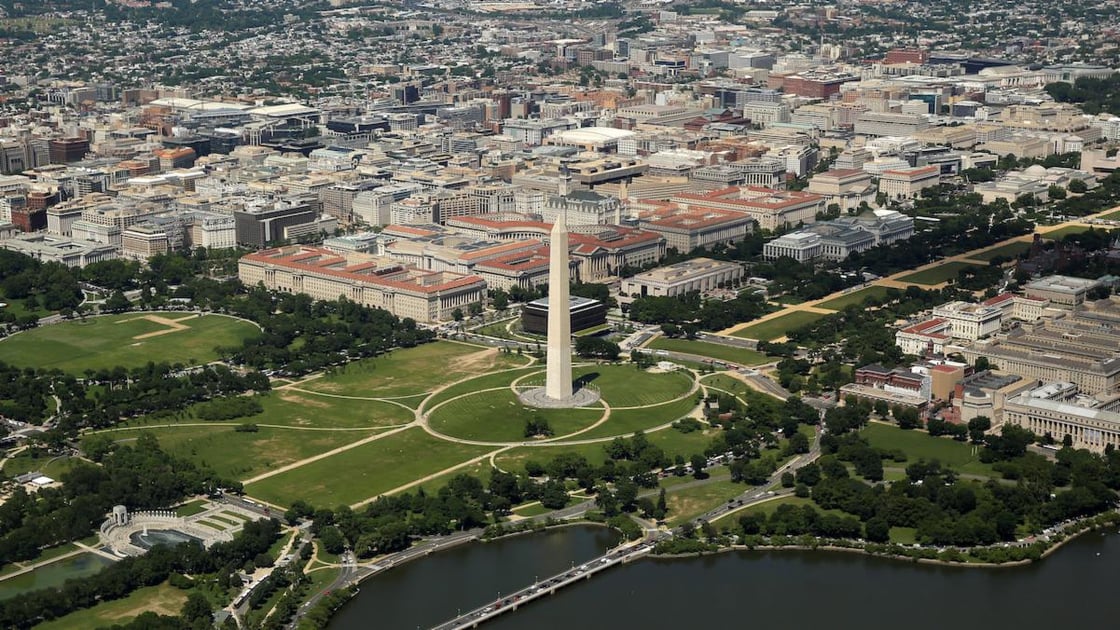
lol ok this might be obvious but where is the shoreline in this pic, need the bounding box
[651,513,1120,568]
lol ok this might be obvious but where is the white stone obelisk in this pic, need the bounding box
[545,208,573,401]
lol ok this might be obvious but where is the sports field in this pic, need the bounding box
[731,310,826,341]
[0,312,258,372]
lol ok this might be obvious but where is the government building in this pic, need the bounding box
[238,246,486,323]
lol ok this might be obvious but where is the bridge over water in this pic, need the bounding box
[428,538,657,630]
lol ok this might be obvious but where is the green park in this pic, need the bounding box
[731,310,827,341]
[60,340,737,517]
[897,261,980,285]
[0,312,259,373]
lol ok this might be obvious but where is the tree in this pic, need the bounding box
[1069,179,1088,193]
[656,487,667,519]
[540,481,569,509]
[865,517,890,542]
[690,454,708,479]
[968,416,991,444]
[781,472,795,487]
[492,291,509,311]
[451,308,464,322]
[318,525,346,555]
[468,302,483,317]
[104,290,132,313]
[574,336,620,360]
[180,591,213,625]
[787,432,810,454]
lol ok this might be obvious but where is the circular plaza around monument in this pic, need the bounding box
[423,363,698,444]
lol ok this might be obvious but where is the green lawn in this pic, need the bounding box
[971,241,1032,262]
[0,296,49,320]
[572,364,695,407]
[557,395,699,441]
[862,422,992,476]
[731,311,826,341]
[815,286,893,311]
[511,503,552,517]
[1,454,80,480]
[427,389,605,442]
[473,318,519,338]
[246,391,413,429]
[645,426,719,460]
[1042,224,1093,240]
[420,366,542,412]
[244,428,493,508]
[91,425,383,481]
[897,262,979,286]
[298,342,529,398]
[716,495,810,522]
[1099,209,1120,220]
[664,478,747,526]
[33,582,187,630]
[646,337,770,366]
[174,499,209,517]
[0,312,258,372]
[414,461,493,495]
[890,526,918,545]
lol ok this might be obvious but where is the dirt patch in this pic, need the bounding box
[102,588,188,620]
[448,348,499,375]
[119,314,193,340]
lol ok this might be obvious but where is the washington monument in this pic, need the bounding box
[545,209,573,400]
[519,204,600,409]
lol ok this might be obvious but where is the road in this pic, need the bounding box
[688,427,824,528]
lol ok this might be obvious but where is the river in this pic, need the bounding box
[331,526,1120,630]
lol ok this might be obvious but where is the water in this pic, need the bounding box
[332,526,1120,630]
[0,553,115,601]
[129,528,203,550]
[329,526,621,629]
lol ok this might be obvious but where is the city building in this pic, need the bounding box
[620,257,743,299]
[763,211,914,262]
[0,232,117,267]
[807,169,876,212]
[521,296,608,335]
[878,165,941,200]
[1023,275,1101,307]
[840,364,931,409]
[1002,383,1120,453]
[238,246,487,323]
[233,198,318,247]
[668,186,825,231]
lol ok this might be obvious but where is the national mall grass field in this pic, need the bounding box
[73,340,710,510]
[0,312,260,372]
